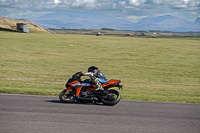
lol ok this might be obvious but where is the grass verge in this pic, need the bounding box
[0,31,200,103]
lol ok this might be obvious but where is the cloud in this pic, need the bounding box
[54,0,59,4]
[1,0,198,11]
[128,0,146,6]
[0,0,199,22]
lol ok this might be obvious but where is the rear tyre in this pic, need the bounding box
[101,89,121,106]
[59,89,76,103]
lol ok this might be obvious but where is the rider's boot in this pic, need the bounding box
[94,79,103,91]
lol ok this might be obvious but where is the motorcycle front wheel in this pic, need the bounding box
[59,89,76,103]
[101,89,121,106]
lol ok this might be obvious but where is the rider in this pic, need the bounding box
[83,66,108,90]
[76,66,108,99]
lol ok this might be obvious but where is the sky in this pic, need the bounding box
[0,0,200,23]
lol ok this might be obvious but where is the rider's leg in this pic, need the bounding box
[91,77,103,90]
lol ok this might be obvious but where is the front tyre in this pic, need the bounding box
[101,89,121,106]
[59,89,76,103]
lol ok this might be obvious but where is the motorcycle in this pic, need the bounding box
[59,72,123,106]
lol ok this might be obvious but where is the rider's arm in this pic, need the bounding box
[82,72,93,77]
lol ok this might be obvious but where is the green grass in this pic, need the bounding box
[0,31,200,103]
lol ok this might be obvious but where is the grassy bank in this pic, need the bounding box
[0,31,200,103]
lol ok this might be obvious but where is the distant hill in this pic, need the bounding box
[194,18,200,26]
[131,15,200,32]
[0,17,49,32]
[29,11,200,32]
[30,10,134,29]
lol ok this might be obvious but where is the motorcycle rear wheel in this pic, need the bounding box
[101,89,121,106]
[59,89,76,103]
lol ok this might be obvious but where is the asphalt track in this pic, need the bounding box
[0,94,200,133]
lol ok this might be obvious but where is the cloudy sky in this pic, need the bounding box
[0,0,200,23]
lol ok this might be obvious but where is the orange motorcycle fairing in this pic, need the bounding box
[84,79,122,91]
[66,86,72,93]
[84,84,97,92]
[102,79,120,87]
[67,80,82,97]
[102,79,121,90]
